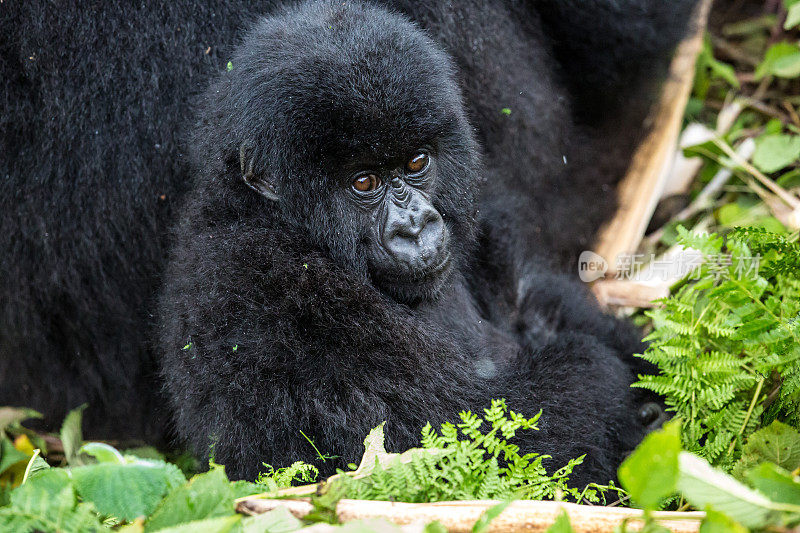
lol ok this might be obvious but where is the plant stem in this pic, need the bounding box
[727,378,764,456]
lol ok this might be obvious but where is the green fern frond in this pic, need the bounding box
[336,401,586,503]
[634,227,800,469]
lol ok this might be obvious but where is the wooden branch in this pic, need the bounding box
[592,280,670,308]
[237,498,704,533]
[593,0,713,275]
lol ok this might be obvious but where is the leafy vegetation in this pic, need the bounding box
[0,402,591,532]
[618,421,800,531]
[327,399,586,503]
[608,2,800,527]
[1,228,799,533]
[666,0,800,240]
[634,228,800,471]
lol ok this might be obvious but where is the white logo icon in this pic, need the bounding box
[578,251,608,283]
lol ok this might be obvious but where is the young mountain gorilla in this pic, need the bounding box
[0,0,695,484]
[160,0,690,483]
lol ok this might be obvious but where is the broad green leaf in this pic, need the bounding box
[124,447,167,462]
[682,139,724,163]
[756,43,800,79]
[753,134,800,174]
[765,118,784,135]
[241,506,303,533]
[153,515,241,533]
[676,452,797,528]
[0,485,106,532]
[706,57,739,89]
[72,461,185,521]
[698,36,740,88]
[472,500,512,533]
[777,168,800,188]
[231,480,269,499]
[60,404,87,465]
[746,463,800,506]
[733,421,800,477]
[754,216,789,234]
[0,438,28,476]
[16,468,71,498]
[699,508,747,533]
[1,469,105,532]
[424,522,448,533]
[717,203,748,227]
[22,451,50,483]
[80,442,126,464]
[544,510,574,533]
[786,3,800,29]
[305,480,346,524]
[772,55,800,78]
[145,465,234,531]
[0,407,41,434]
[618,420,681,510]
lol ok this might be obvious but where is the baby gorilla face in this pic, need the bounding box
[211,1,480,302]
[348,150,453,301]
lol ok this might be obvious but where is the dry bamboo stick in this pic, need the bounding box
[593,0,713,275]
[591,280,670,309]
[237,498,704,533]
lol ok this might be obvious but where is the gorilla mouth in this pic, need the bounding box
[373,252,454,303]
[414,252,452,280]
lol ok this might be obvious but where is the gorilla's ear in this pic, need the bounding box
[239,142,280,201]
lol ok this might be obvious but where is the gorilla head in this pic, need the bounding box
[193,0,481,302]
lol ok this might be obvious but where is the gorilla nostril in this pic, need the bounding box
[404,207,439,236]
[382,188,446,266]
[424,209,440,226]
[403,226,422,239]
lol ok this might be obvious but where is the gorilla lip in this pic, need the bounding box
[403,251,453,283]
[422,251,452,278]
[373,250,453,294]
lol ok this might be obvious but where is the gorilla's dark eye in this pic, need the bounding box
[352,173,381,192]
[406,152,430,174]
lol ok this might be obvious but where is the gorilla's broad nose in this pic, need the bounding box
[382,186,446,269]
[393,201,439,238]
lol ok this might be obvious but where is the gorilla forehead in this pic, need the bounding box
[240,0,465,162]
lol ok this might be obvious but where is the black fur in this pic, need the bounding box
[1,0,696,484]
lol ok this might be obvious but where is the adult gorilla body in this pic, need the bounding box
[1,0,695,483]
